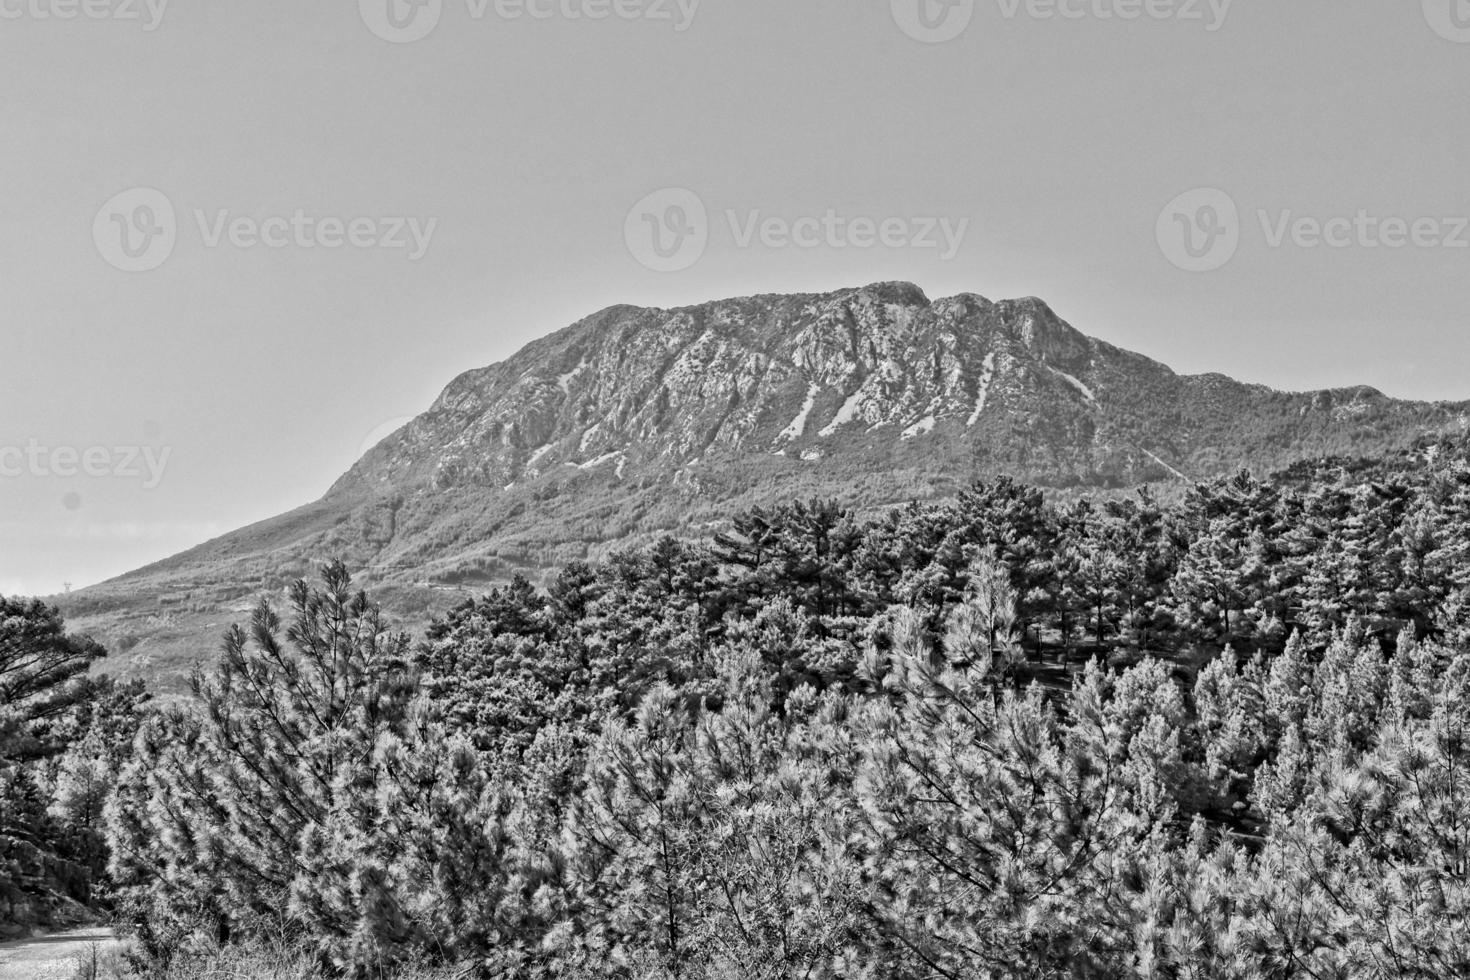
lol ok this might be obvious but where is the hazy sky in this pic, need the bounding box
[2,0,1468,596]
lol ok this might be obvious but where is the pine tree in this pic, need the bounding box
[840,568,1123,976]
[567,684,706,976]
[0,596,106,764]
[107,563,445,976]
[0,596,112,927]
[1194,650,1267,808]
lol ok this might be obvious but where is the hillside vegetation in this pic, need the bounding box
[9,436,1470,975]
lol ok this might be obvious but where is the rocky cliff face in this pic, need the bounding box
[332,281,1460,499]
[65,282,1469,689]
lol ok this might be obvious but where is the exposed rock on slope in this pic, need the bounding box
[63,282,1469,687]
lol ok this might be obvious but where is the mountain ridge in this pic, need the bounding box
[330,282,1457,498]
[59,282,1470,687]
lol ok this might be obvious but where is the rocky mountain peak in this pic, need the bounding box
[325,283,1466,515]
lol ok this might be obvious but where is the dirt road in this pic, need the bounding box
[0,928,116,980]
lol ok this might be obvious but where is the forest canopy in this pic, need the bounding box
[8,436,1470,977]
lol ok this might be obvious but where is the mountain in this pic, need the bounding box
[59,282,1470,688]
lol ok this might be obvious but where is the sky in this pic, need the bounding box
[1,0,1468,596]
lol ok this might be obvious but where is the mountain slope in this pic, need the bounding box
[60,282,1469,686]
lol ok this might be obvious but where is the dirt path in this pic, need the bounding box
[0,928,117,980]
